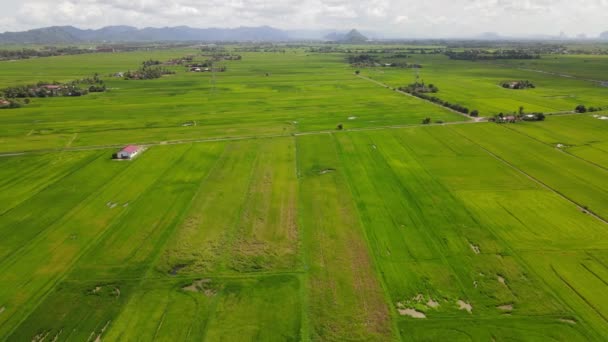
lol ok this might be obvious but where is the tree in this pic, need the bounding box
[422,117,431,124]
[518,106,524,115]
[355,70,360,75]
[575,104,587,113]
[470,110,479,117]
[336,124,343,130]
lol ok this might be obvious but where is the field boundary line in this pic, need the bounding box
[0,122,480,157]
[447,125,608,225]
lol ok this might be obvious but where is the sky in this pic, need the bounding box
[1,0,607,38]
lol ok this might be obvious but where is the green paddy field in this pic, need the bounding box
[1,46,608,341]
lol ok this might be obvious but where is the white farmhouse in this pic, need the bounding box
[117,145,141,159]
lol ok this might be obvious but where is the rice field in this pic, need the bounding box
[0,45,607,341]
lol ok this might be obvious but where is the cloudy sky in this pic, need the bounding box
[1,0,607,38]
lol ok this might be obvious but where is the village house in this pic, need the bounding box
[498,115,517,123]
[116,145,142,159]
[0,99,10,106]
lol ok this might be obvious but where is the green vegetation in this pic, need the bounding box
[0,43,607,341]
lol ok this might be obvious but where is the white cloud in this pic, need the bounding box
[0,0,607,37]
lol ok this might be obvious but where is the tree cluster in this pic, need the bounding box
[347,54,379,66]
[123,65,175,80]
[0,47,90,61]
[1,74,107,101]
[445,49,540,60]
[575,104,605,113]
[501,80,535,89]
[398,81,438,93]
[142,59,162,67]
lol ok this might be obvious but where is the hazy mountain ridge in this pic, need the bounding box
[0,25,290,44]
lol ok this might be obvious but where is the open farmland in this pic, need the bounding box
[1,44,608,341]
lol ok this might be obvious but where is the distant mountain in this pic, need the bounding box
[600,31,608,40]
[0,25,290,44]
[476,32,503,40]
[324,29,368,43]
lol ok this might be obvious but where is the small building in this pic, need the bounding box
[42,85,62,90]
[117,145,141,159]
[0,99,10,106]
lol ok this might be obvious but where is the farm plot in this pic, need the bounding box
[451,123,608,220]
[156,137,299,276]
[0,150,100,214]
[331,126,608,340]
[0,50,463,153]
[504,114,608,170]
[359,54,608,116]
[0,145,188,337]
[297,134,395,341]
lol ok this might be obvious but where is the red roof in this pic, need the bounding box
[43,85,62,90]
[121,145,140,153]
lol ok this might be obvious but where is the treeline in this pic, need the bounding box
[575,104,605,113]
[347,54,422,68]
[0,46,91,61]
[445,49,540,60]
[399,83,477,116]
[1,74,106,99]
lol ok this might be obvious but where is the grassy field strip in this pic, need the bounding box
[0,150,100,215]
[104,275,301,341]
[450,123,608,222]
[226,138,299,273]
[0,146,188,337]
[8,143,227,340]
[297,134,395,341]
[156,140,262,275]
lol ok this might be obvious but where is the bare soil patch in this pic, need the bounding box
[319,168,336,175]
[559,318,577,324]
[497,304,513,311]
[457,300,472,313]
[469,243,480,254]
[398,308,426,318]
[182,279,216,296]
[426,299,440,308]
